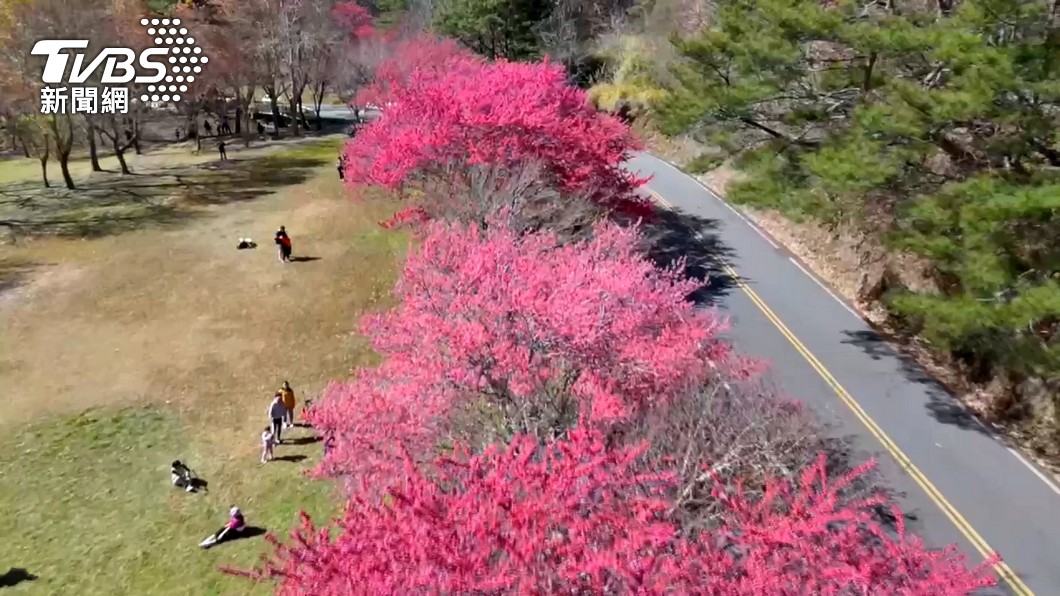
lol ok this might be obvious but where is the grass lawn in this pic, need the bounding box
[0,135,406,594]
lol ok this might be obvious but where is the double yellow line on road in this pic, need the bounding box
[649,189,1032,596]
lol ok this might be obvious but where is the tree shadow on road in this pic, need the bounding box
[640,206,737,307]
[818,429,924,534]
[839,329,993,437]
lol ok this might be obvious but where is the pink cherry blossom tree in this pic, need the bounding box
[307,214,731,492]
[233,426,997,595]
[331,1,373,39]
[342,37,651,223]
[355,34,472,108]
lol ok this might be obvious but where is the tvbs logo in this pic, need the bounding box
[31,17,206,86]
[33,39,169,84]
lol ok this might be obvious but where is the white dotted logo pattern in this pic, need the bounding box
[136,17,209,103]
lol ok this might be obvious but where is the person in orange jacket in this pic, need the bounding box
[279,380,296,428]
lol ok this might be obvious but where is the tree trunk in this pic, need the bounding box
[35,139,50,188]
[58,151,74,189]
[266,87,282,138]
[38,157,50,188]
[102,121,135,175]
[311,80,326,131]
[235,107,242,134]
[114,144,131,174]
[243,106,253,147]
[132,119,142,154]
[290,82,303,137]
[50,113,76,189]
[298,95,309,131]
[86,120,103,172]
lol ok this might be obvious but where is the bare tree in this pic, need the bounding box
[13,115,53,187]
[439,162,605,241]
[84,117,105,171]
[303,0,347,130]
[96,112,138,174]
[46,111,77,188]
[277,0,314,136]
[630,377,874,533]
[16,0,111,188]
[207,0,268,146]
[252,0,288,139]
[536,0,636,81]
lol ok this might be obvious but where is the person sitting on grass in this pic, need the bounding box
[171,460,196,493]
[199,507,246,549]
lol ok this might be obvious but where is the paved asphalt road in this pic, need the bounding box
[626,152,1060,596]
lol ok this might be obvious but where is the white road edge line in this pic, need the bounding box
[786,256,862,320]
[646,152,1060,501]
[1008,448,1060,496]
[646,157,777,250]
[719,200,781,249]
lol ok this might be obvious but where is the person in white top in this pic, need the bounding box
[261,427,275,463]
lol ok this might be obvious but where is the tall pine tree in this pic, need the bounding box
[657,0,1060,435]
[433,0,552,60]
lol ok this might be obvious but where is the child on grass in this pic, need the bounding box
[261,426,275,463]
[171,460,196,492]
[200,506,245,549]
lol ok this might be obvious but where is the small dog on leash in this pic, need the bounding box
[237,238,257,250]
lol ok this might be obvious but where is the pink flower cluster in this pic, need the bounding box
[344,36,651,219]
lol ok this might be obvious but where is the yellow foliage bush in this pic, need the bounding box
[588,34,669,113]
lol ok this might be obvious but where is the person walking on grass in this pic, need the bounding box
[274,225,292,263]
[268,393,286,444]
[278,381,296,428]
[261,426,275,463]
[218,141,227,161]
